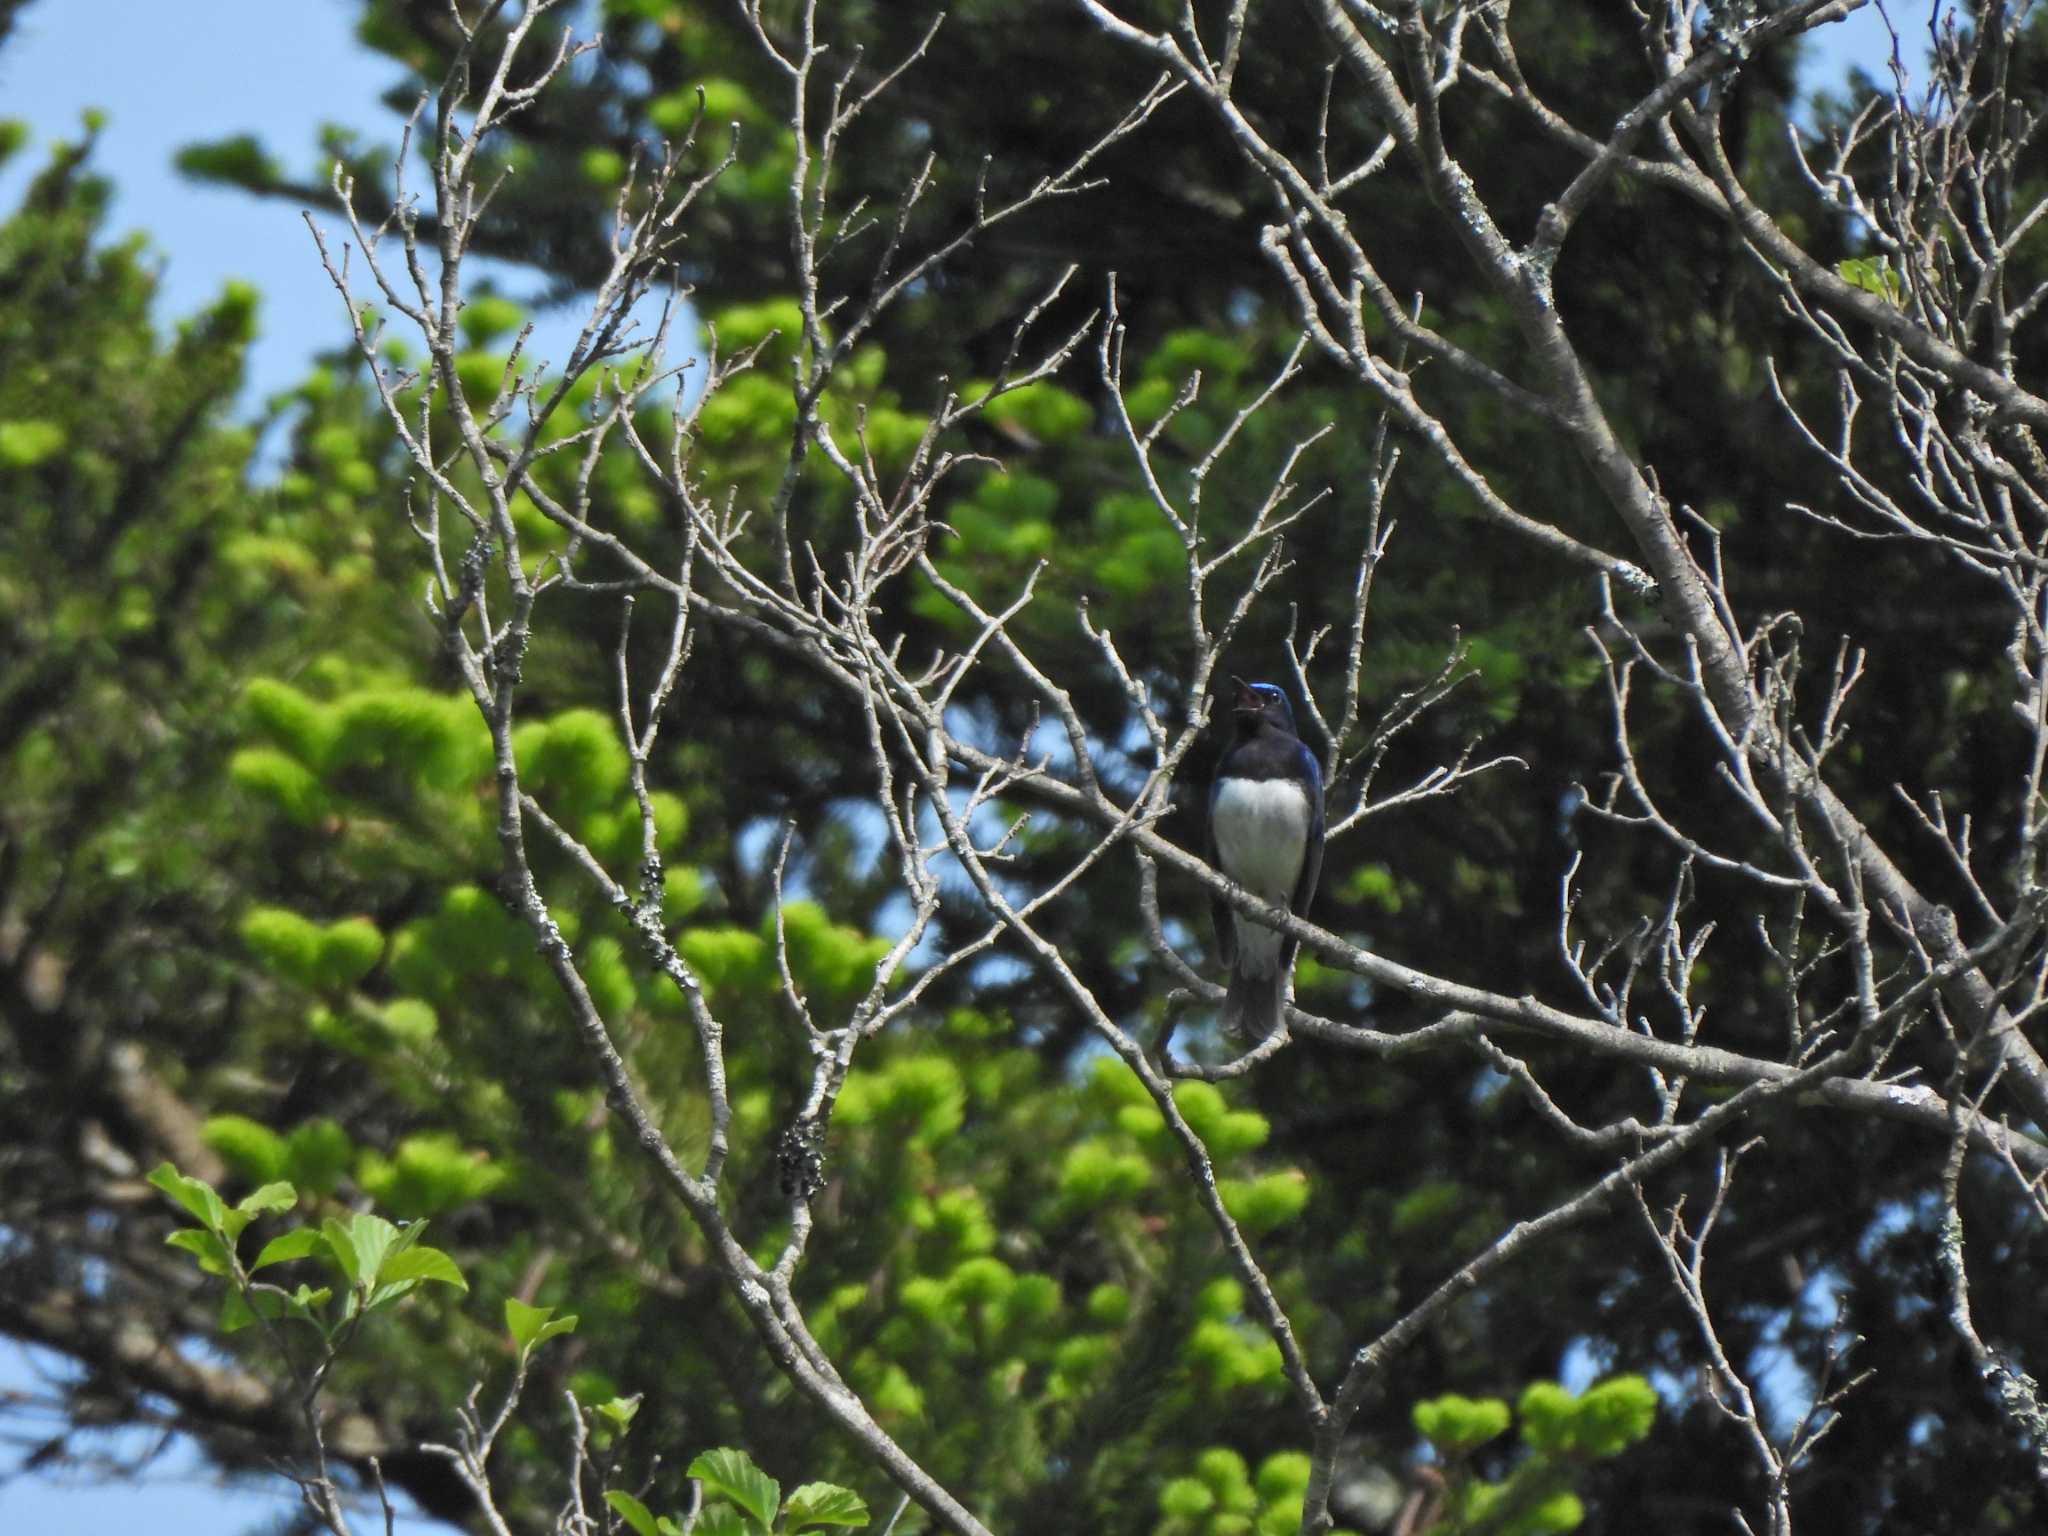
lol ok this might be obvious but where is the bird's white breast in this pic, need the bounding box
[1212,777,1311,903]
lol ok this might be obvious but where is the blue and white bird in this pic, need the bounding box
[1208,678,1325,1037]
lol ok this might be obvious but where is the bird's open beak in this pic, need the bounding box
[1230,676,1260,715]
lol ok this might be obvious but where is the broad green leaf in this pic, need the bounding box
[506,1298,580,1355]
[165,1227,234,1278]
[285,1284,334,1326]
[321,1212,400,1289]
[238,1181,298,1216]
[598,1394,642,1431]
[785,1481,869,1530]
[506,1297,548,1347]
[364,1279,422,1312]
[605,1491,659,1536]
[148,1163,228,1233]
[382,1216,429,1262]
[688,1448,779,1530]
[378,1244,467,1292]
[253,1229,324,1272]
[694,1507,758,1536]
[319,1216,363,1287]
[221,1287,289,1333]
[1836,255,1903,304]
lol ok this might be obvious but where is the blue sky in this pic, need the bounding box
[0,0,594,433]
[0,0,404,409]
[0,1,1936,1532]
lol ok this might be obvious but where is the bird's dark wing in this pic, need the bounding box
[1207,772,1236,967]
[1290,743,1326,921]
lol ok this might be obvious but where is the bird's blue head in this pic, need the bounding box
[1230,677,1297,735]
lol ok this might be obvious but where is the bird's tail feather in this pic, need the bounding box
[1222,963,1286,1040]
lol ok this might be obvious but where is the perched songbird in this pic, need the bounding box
[1208,678,1325,1037]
